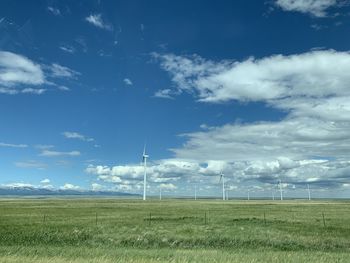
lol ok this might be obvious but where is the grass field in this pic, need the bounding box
[0,198,349,262]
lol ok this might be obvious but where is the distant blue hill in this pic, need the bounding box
[0,186,139,196]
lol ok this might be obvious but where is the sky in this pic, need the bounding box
[1,0,350,198]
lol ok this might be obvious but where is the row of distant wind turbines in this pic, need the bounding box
[142,145,312,201]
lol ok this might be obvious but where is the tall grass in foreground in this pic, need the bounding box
[0,198,349,262]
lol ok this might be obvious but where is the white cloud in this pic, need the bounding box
[0,183,35,188]
[60,183,81,190]
[0,87,19,95]
[91,183,104,191]
[59,45,75,54]
[86,159,227,191]
[0,87,46,95]
[0,51,45,87]
[0,51,78,95]
[156,50,350,103]
[62,131,94,142]
[0,142,28,148]
[21,88,46,94]
[86,157,350,193]
[172,116,350,163]
[40,178,50,184]
[85,14,113,31]
[57,85,70,91]
[123,78,133,85]
[153,89,177,99]
[49,63,80,79]
[275,0,340,17]
[47,6,61,16]
[39,150,80,157]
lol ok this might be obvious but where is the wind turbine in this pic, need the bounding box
[247,189,250,200]
[219,171,225,201]
[278,180,283,201]
[142,144,149,201]
[159,185,162,201]
[194,185,197,200]
[307,184,311,201]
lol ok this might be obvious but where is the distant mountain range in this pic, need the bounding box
[0,186,139,196]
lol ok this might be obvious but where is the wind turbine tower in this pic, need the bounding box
[219,171,225,201]
[194,185,197,200]
[279,180,283,201]
[307,184,311,201]
[142,144,149,201]
[159,185,162,200]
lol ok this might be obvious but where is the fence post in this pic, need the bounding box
[149,213,151,226]
[95,212,98,226]
[264,212,266,225]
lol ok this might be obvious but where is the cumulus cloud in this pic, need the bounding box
[91,183,105,191]
[86,157,350,194]
[156,50,350,103]
[62,131,94,142]
[40,178,50,184]
[275,0,341,17]
[60,183,81,190]
[0,183,35,188]
[86,159,229,193]
[85,14,113,31]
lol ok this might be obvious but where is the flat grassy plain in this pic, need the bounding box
[0,198,349,262]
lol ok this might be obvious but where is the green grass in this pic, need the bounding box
[0,198,349,262]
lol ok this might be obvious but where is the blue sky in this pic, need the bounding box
[1,0,350,198]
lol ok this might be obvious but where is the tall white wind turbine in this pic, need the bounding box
[142,144,149,201]
[194,185,197,200]
[279,180,283,201]
[159,184,162,200]
[307,184,311,201]
[219,171,225,201]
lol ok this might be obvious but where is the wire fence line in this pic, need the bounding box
[0,209,343,229]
